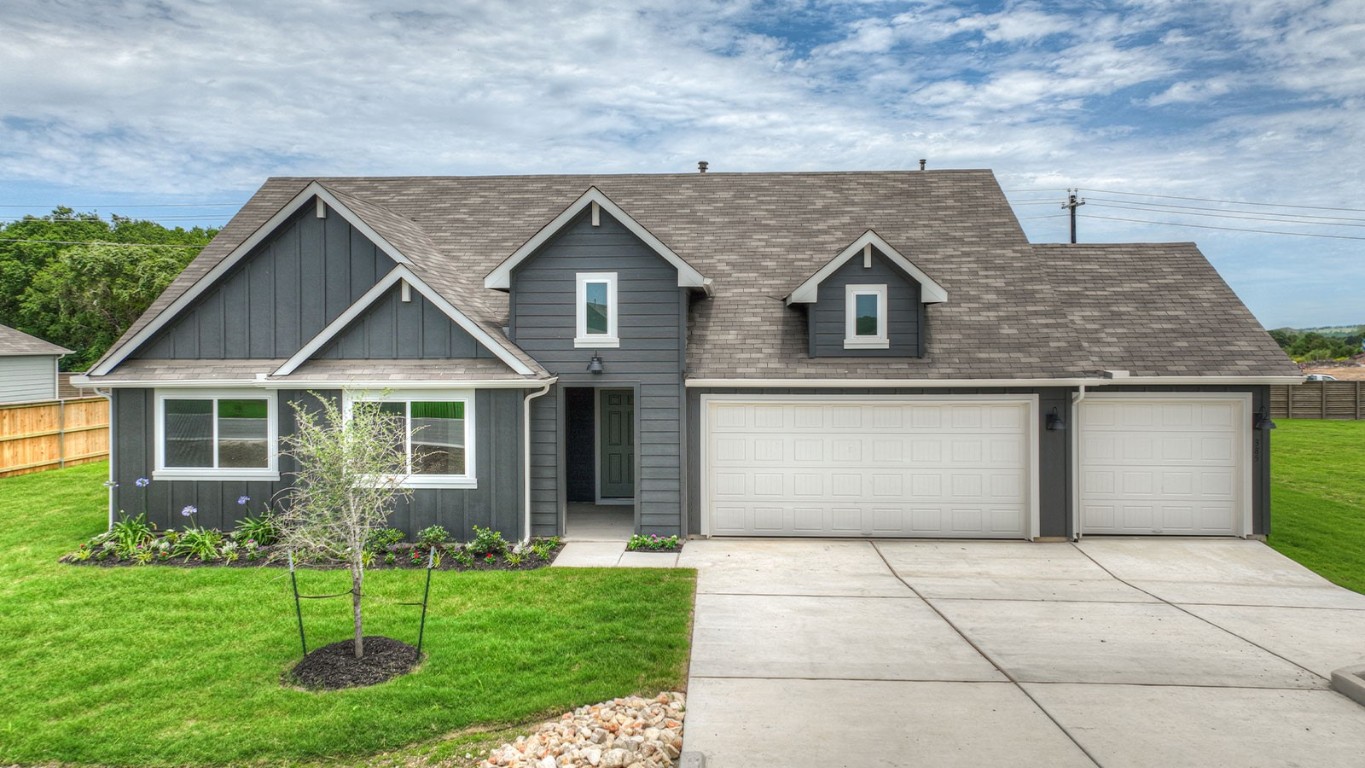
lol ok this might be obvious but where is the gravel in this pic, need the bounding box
[481,692,686,768]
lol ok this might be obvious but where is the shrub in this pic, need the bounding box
[416,525,449,547]
[233,512,280,546]
[452,548,474,567]
[467,525,508,557]
[366,527,406,554]
[627,533,682,552]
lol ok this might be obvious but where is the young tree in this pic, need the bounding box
[278,394,413,659]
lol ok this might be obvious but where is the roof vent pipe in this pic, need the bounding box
[919,159,926,171]
[698,160,708,174]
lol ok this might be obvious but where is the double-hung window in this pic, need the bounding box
[844,284,889,349]
[574,272,619,348]
[346,390,476,489]
[154,390,278,480]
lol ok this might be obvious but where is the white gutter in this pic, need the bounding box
[72,376,555,390]
[522,380,555,544]
[685,375,1304,389]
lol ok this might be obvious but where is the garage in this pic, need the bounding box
[702,396,1037,538]
[1078,395,1250,536]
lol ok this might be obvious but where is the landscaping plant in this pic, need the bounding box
[276,394,413,659]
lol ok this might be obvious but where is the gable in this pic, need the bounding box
[786,230,947,306]
[132,205,396,360]
[808,248,923,358]
[315,282,496,361]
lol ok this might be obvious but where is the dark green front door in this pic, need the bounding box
[599,389,634,499]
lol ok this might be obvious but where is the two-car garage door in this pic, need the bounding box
[704,398,1035,538]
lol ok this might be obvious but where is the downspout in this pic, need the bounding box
[94,386,115,530]
[522,381,553,544]
[1069,384,1087,541]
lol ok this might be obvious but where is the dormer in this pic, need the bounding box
[786,230,947,358]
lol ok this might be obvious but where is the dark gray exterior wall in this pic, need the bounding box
[685,385,1269,540]
[316,283,494,360]
[809,248,922,358]
[110,387,524,539]
[133,206,396,359]
[510,209,685,537]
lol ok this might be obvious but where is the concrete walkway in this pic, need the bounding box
[676,538,1365,767]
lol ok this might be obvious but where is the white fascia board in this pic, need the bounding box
[484,186,706,290]
[684,375,1303,388]
[786,230,948,305]
[272,264,535,377]
[89,181,414,377]
[81,378,553,390]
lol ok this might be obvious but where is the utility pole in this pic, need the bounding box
[1062,189,1085,243]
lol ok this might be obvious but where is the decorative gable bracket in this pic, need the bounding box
[484,186,711,293]
[785,230,948,305]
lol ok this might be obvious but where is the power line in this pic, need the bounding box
[1087,200,1365,228]
[1020,213,1069,221]
[0,216,229,224]
[1085,197,1365,224]
[0,238,208,249]
[1083,188,1365,214]
[0,202,244,209]
[1080,213,1365,241]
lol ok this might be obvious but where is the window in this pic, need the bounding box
[154,390,277,480]
[844,284,889,349]
[346,390,476,489]
[575,272,619,348]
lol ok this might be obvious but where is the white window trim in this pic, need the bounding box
[153,388,279,481]
[574,272,620,348]
[343,389,477,490]
[844,284,889,349]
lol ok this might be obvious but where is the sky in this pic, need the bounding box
[2,0,1362,329]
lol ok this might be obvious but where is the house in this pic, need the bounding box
[0,324,71,404]
[76,170,1301,540]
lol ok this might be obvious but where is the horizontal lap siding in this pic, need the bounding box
[133,207,396,360]
[512,209,685,536]
[0,356,57,403]
[110,388,524,540]
[810,249,921,358]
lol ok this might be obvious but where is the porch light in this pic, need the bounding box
[1254,409,1277,431]
[587,353,604,375]
[1045,407,1066,431]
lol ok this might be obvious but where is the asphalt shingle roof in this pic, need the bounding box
[95,170,1296,381]
[0,324,71,357]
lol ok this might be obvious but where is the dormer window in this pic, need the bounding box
[575,272,619,348]
[844,284,888,349]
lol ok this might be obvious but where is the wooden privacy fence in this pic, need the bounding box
[0,397,110,478]
[1270,381,1365,420]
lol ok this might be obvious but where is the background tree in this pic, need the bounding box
[277,394,413,659]
[0,210,215,370]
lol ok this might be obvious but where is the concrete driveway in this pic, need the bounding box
[678,538,1365,767]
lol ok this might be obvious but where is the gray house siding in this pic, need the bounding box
[685,387,1071,539]
[0,355,58,403]
[133,206,396,360]
[510,209,685,537]
[809,248,922,358]
[110,387,524,539]
[686,384,1268,539]
[316,283,495,360]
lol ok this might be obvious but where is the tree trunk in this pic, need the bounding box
[351,559,364,658]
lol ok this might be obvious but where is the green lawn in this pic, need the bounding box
[0,463,695,767]
[1268,419,1365,593]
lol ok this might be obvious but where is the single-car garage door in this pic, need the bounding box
[703,397,1035,538]
[1079,395,1249,536]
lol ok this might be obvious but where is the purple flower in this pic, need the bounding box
[181,505,197,517]
[135,477,150,488]
[237,495,250,506]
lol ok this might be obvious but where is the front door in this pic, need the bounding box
[599,389,635,500]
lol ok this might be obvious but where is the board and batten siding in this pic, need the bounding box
[316,283,496,360]
[809,248,923,358]
[132,206,397,360]
[511,209,686,537]
[0,356,58,403]
[111,388,524,539]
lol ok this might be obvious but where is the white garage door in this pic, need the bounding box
[1079,396,1248,536]
[704,398,1034,538]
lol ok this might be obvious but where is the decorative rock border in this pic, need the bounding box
[481,692,685,768]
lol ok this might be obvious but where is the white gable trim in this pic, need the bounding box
[484,186,707,291]
[90,182,417,377]
[272,265,535,377]
[785,230,948,305]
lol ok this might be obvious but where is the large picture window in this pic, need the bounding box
[346,390,476,489]
[154,390,277,480]
[575,272,619,348]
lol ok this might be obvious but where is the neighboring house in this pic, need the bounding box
[0,324,71,403]
[76,170,1301,540]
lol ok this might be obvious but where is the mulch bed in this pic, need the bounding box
[288,636,420,690]
[63,542,564,571]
